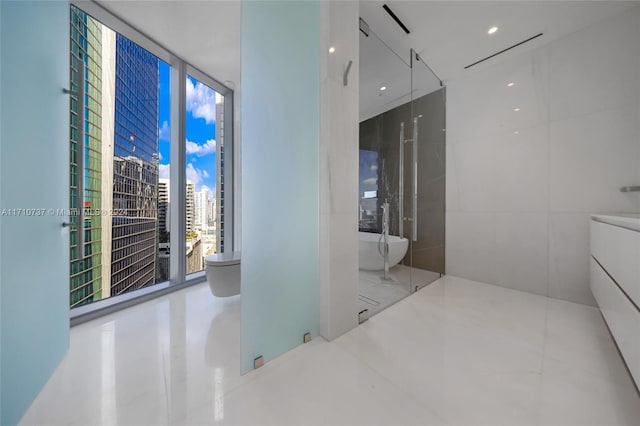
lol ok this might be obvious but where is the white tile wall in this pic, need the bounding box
[448,134,500,212]
[446,212,496,284]
[446,6,640,306]
[547,9,640,123]
[549,106,640,213]
[495,213,549,296]
[494,124,549,212]
[548,213,595,306]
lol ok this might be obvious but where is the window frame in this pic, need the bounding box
[69,0,234,325]
[183,65,234,276]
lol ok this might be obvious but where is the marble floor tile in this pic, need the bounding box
[174,341,448,426]
[339,276,639,426]
[20,276,640,426]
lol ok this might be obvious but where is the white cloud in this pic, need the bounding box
[159,163,170,179]
[186,163,209,188]
[186,138,216,157]
[370,164,378,171]
[158,162,211,191]
[186,163,201,186]
[158,152,163,161]
[362,178,377,185]
[159,121,170,140]
[186,78,217,124]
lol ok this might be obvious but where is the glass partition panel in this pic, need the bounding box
[358,26,413,318]
[408,50,446,290]
[241,0,320,373]
[357,32,446,319]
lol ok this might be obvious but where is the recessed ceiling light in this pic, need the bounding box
[513,107,521,112]
[507,82,515,87]
[514,131,520,135]
[380,86,387,91]
[488,26,498,35]
[328,46,336,54]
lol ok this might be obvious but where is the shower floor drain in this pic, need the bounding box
[358,294,381,306]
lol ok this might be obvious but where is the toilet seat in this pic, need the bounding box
[205,251,241,267]
[205,251,241,298]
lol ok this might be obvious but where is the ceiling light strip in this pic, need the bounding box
[382,4,411,35]
[464,33,543,70]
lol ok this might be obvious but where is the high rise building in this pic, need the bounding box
[194,188,210,230]
[158,178,170,234]
[109,34,159,296]
[186,238,203,274]
[69,7,106,308]
[157,242,170,282]
[215,94,225,252]
[100,24,117,304]
[207,194,216,227]
[69,7,161,305]
[156,178,170,282]
[186,181,195,232]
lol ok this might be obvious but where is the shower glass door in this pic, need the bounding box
[358,27,446,320]
[406,49,446,290]
[358,25,413,317]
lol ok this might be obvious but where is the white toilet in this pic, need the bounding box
[205,251,241,297]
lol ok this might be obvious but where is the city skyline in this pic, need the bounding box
[157,72,219,193]
[69,6,222,307]
[69,8,161,305]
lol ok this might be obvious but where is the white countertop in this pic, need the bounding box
[591,213,640,231]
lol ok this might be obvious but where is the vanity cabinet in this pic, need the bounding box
[590,214,640,388]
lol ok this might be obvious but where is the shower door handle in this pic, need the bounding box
[399,122,404,238]
[620,186,640,192]
[412,117,418,242]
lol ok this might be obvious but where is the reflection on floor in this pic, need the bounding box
[358,264,440,317]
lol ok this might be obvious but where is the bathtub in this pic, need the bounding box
[358,231,409,271]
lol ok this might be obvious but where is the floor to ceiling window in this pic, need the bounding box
[69,5,172,307]
[69,3,233,311]
[184,75,226,276]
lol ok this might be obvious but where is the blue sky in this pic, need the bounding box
[359,149,379,195]
[158,62,218,193]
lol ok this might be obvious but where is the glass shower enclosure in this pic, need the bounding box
[358,24,445,319]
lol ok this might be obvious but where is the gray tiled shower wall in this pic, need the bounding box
[359,88,446,274]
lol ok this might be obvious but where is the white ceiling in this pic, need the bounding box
[93,0,240,88]
[359,0,639,120]
[90,1,638,121]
